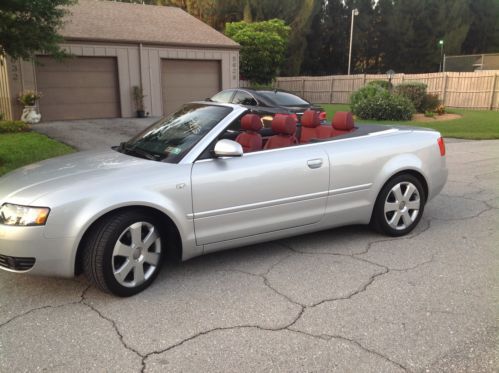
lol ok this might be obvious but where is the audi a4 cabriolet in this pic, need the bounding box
[0,103,447,296]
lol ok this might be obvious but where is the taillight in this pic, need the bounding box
[319,111,327,120]
[437,137,445,156]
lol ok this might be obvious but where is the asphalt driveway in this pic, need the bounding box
[0,136,498,372]
[33,118,159,150]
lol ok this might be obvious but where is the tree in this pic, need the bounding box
[0,0,76,60]
[462,0,499,54]
[225,19,290,84]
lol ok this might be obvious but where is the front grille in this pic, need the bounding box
[0,254,35,271]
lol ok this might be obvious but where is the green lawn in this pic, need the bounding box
[0,132,74,176]
[321,103,499,140]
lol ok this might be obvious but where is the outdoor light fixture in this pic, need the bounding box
[348,8,359,75]
[438,40,445,72]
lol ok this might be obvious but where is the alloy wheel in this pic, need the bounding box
[111,221,161,288]
[383,181,421,230]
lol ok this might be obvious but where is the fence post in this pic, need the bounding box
[441,72,448,105]
[329,77,335,104]
[301,78,305,98]
[363,74,366,86]
[491,73,499,110]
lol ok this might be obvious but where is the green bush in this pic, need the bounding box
[367,80,392,90]
[350,83,387,108]
[393,82,427,112]
[351,86,415,121]
[421,93,440,113]
[0,120,31,134]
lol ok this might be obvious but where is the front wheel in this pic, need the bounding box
[371,174,426,237]
[83,210,164,296]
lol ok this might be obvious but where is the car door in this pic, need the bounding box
[191,145,330,246]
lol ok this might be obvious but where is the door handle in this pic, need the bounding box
[307,158,323,169]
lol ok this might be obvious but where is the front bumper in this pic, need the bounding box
[0,225,76,277]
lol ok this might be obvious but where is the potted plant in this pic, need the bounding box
[132,86,146,118]
[18,90,42,124]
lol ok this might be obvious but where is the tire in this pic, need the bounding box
[83,210,164,296]
[371,174,426,237]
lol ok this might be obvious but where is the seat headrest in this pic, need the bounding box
[332,112,354,131]
[271,115,297,135]
[241,114,263,132]
[301,110,321,128]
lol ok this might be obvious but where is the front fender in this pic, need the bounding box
[40,188,197,276]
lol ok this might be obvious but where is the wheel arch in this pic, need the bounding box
[370,168,429,223]
[74,205,182,276]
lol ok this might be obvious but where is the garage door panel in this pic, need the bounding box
[41,103,119,121]
[36,56,120,120]
[37,72,118,89]
[161,59,221,115]
[37,57,117,73]
[41,88,120,105]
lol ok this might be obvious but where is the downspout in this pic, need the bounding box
[138,42,143,88]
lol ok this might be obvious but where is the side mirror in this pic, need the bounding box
[213,139,243,158]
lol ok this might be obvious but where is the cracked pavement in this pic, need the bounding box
[1,139,498,372]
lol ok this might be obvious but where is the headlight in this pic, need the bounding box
[0,204,50,226]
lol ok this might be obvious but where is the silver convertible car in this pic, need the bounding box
[0,103,447,296]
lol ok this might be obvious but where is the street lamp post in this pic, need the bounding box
[438,39,444,72]
[348,8,359,75]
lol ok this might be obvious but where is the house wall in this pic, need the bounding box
[8,41,239,120]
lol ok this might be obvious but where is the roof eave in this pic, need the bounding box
[62,37,241,50]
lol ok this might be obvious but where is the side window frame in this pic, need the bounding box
[233,90,259,106]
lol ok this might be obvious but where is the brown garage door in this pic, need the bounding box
[36,56,120,121]
[161,59,221,115]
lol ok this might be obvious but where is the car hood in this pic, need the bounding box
[0,149,162,205]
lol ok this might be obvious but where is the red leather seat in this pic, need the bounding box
[236,114,263,153]
[299,110,321,143]
[331,112,355,137]
[264,115,297,150]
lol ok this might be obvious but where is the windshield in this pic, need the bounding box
[258,91,310,106]
[122,103,232,163]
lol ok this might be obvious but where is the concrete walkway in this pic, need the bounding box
[1,140,498,372]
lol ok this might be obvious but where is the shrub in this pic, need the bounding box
[350,83,387,108]
[353,94,415,121]
[435,104,446,115]
[421,93,440,113]
[0,120,31,133]
[424,111,435,118]
[18,90,42,106]
[368,80,392,90]
[351,84,415,121]
[393,82,427,112]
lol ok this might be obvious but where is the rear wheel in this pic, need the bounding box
[372,174,425,237]
[83,210,164,296]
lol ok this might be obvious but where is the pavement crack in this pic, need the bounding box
[431,204,496,221]
[0,302,79,329]
[357,219,432,257]
[328,334,410,372]
[286,328,409,371]
[390,255,435,272]
[81,293,145,372]
[0,283,92,329]
[310,266,389,308]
